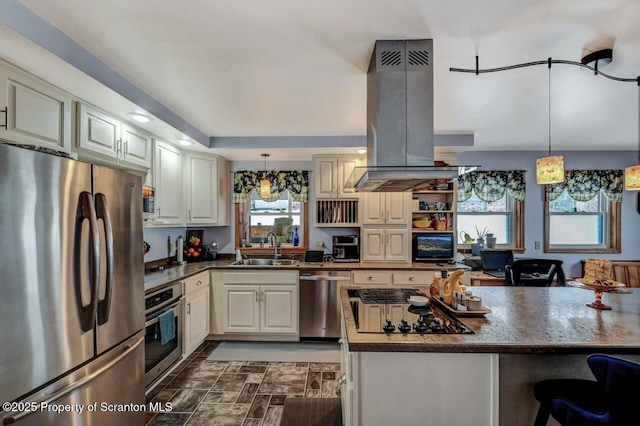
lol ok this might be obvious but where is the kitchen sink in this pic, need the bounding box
[230,258,299,266]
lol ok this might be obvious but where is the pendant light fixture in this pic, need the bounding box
[260,153,271,199]
[624,77,640,190]
[536,58,565,184]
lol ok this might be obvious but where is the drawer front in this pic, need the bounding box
[352,271,392,285]
[184,272,210,294]
[392,271,433,286]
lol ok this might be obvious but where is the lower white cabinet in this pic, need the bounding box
[221,271,298,335]
[183,272,210,356]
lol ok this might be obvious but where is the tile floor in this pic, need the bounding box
[145,341,342,425]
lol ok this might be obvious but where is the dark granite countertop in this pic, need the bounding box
[341,286,640,354]
[144,260,470,293]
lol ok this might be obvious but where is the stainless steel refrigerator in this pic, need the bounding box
[0,143,145,425]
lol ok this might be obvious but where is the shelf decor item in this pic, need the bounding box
[486,233,497,249]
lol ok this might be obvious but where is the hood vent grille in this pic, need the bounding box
[380,50,402,66]
[408,50,430,66]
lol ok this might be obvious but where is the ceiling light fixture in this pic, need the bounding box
[536,58,564,185]
[127,112,151,123]
[357,148,367,154]
[179,139,192,146]
[260,153,271,199]
[624,77,640,190]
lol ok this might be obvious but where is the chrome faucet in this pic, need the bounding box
[265,231,280,260]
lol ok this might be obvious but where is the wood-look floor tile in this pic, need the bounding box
[258,370,306,394]
[151,389,179,406]
[307,371,322,390]
[219,392,239,403]
[246,373,265,384]
[305,389,322,398]
[262,406,284,426]
[322,380,341,398]
[202,391,224,403]
[212,373,248,392]
[243,418,263,426]
[247,361,269,366]
[268,395,287,406]
[187,403,249,425]
[309,362,341,372]
[237,383,259,403]
[146,412,191,426]
[166,389,208,413]
[295,362,309,368]
[322,371,336,381]
[247,394,271,418]
[238,365,268,374]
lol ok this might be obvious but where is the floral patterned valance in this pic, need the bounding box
[233,170,309,203]
[458,170,526,203]
[545,170,623,202]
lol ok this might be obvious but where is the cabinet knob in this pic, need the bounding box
[367,276,374,281]
[338,338,344,345]
[196,280,201,286]
[409,277,416,281]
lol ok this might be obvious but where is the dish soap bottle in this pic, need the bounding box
[293,227,299,247]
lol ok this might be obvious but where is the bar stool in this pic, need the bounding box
[533,354,640,425]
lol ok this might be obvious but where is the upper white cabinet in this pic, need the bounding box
[77,103,152,169]
[154,140,184,225]
[362,192,410,225]
[314,154,365,199]
[0,64,72,154]
[185,152,229,226]
[361,228,410,262]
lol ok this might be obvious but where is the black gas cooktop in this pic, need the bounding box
[349,288,474,335]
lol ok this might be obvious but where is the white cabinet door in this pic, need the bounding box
[385,192,410,224]
[186,153,218,225]
[362,193,385,224]
[223,285,260,333]
[337,155,364,198]
[361,229,386,262]
[0,67,72,153]
[155,141,184,224]
[314,156,337,198]
[77,103,120,160]
[121,123,152,168]
[385,229,410,262]
[260,285,298,334]
[184,286,210,355]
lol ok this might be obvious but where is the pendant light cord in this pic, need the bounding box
[548,58,552,156]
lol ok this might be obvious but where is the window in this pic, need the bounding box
[247,191,303,246]
[457,192,514,246]
[456,170,525,252]
[543,170,622,253]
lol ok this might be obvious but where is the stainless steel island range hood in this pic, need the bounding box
[347,39,472,192]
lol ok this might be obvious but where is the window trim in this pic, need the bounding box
[543,196,621,254]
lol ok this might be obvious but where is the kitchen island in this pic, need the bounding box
[340,286,640,426]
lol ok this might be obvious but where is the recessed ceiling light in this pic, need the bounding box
[357,148,367,154]
[179,139,192,146]
[127,112,151,123]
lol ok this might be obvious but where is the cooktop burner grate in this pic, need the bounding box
[357,288,424,304]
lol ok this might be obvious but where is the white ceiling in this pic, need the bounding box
[8,0,640,161]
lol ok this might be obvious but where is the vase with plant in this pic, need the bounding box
[475,226,489,245]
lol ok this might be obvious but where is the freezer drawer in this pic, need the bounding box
[2,332,145,426]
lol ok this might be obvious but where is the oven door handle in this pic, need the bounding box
[145,299,181,327]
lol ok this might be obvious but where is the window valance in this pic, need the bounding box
[457,170,526,203]
[545,170,623,202]
[233,170,309,203]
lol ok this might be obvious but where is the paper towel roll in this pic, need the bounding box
[177,236,184,263]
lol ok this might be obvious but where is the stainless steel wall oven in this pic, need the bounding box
[145,282,183,387]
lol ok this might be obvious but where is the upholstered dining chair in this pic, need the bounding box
[533,354,640,425]
[505,259,566,287]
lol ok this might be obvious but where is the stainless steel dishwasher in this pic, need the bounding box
[299,270,351,338]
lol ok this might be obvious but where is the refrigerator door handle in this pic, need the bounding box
[74,191,100,332]
[95,193,114,325]
[2,335,144,425]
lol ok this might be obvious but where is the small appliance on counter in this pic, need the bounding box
[332,235,360,262]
